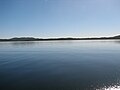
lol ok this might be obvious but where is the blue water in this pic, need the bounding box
[0,40,120,90]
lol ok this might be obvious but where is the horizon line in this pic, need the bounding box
[0,34,120,39]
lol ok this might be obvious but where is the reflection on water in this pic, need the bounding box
[0,40,120,90]
[11,41,36,46]
[114,40,120,44]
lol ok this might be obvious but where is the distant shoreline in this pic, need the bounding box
[0,35,120,41]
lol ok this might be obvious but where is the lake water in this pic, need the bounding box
[0,40,120,90]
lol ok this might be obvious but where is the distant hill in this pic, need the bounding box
[0,35,120,41]
[10,37,37,41]
[112,35,120,39]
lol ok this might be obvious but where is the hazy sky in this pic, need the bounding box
[0,0,120,38]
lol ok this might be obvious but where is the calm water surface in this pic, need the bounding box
[0,40,120,90]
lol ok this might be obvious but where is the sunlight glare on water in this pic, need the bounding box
[97,86,120,90]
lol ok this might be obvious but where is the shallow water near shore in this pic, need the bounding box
[0,40,120,90]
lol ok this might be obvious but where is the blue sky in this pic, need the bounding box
[0,0,120,38]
